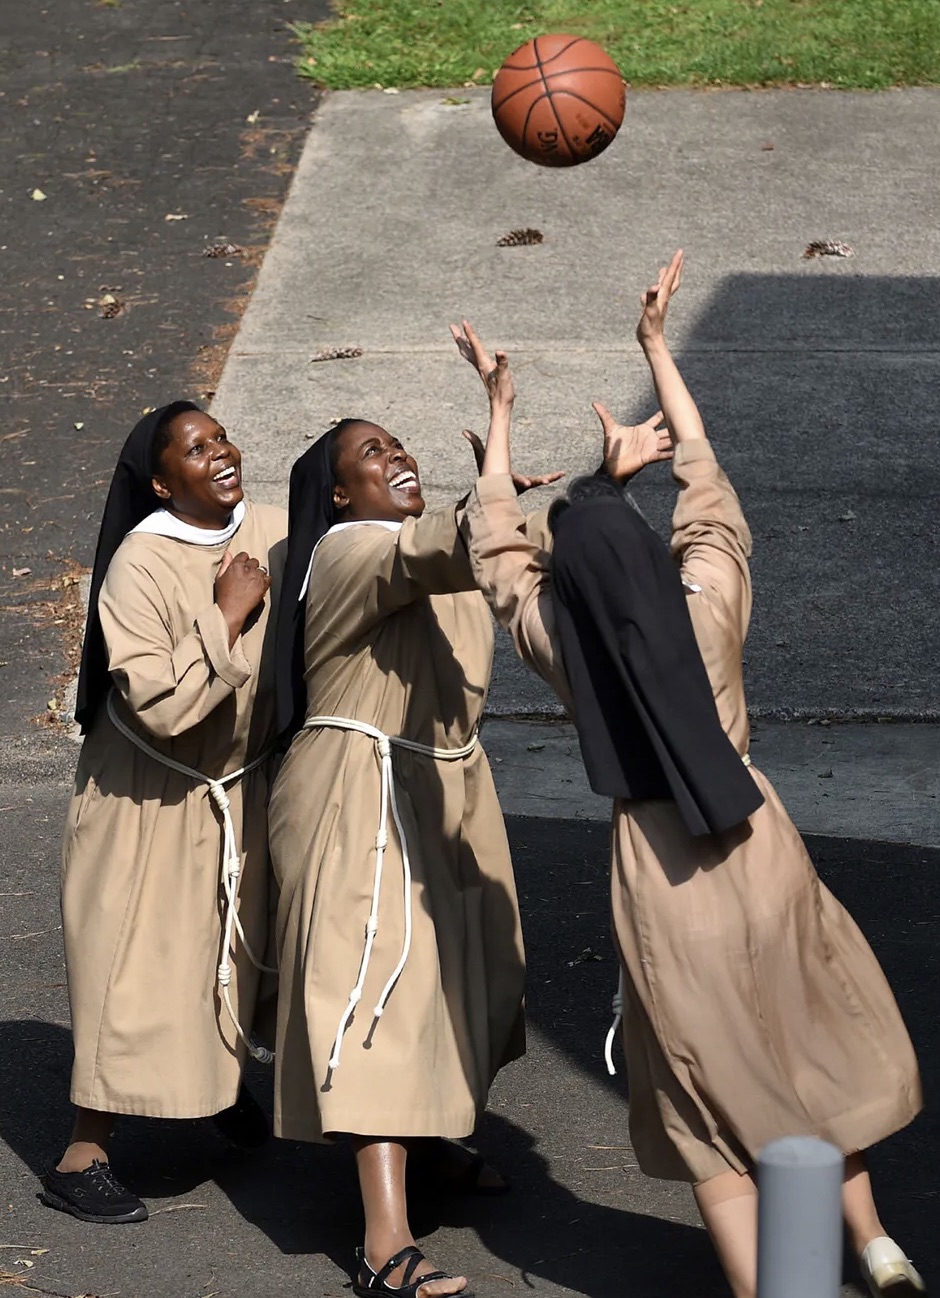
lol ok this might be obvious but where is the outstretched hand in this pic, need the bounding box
[450,319,514,408]
[637,249,683,349]
[462,428,564,495]
[594,404,674,482]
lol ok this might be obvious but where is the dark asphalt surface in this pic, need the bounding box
[0,0,322,739]
[1,784,937,1297]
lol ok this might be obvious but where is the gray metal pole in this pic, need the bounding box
[757,1136,844,1298]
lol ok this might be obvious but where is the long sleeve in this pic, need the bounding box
[310,504,478,647]
[99,553,251,740]
[463,475,573,711]
[670,440,753,641]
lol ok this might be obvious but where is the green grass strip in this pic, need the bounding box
[292,0,940,91]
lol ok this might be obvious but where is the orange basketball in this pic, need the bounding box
[491,34,626,168]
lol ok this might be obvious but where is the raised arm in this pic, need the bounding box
[635,250,707,447]
[632,250,752,632]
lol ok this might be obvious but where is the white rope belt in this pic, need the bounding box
[302,714,478,1073]
[106,691,276,1064]
[604,748,754,1075]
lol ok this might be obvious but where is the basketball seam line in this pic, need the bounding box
[534,36,578,161]
[502,36,583,72]
[493,68,622,114]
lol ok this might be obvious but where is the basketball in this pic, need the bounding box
[491,34,626,168]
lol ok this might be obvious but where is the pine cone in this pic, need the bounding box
[203,242,247,259]
[496,228,544,247]
[803,239,855,259]
[309,346,364,363]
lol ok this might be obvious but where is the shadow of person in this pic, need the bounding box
[412,1112,727,1298]
[0,1018,274,1202]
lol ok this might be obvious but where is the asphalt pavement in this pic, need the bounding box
[0,6,938,1298]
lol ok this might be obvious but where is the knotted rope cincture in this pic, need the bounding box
[106,691,276,1063]
[301,715,478,1072]
[604,748,754,1075]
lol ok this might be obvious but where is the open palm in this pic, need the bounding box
[595,403,674,482]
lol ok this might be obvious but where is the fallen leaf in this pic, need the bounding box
[98,292,124,319]
[12,568,31,578]
[73,421,84,430]
[47,699,59,711]
[30,188,47,202]
[567,946,603,967]
[164,212,189,221]
[246,109,260,123]
[526,742,545,752]
[838,509,857,521]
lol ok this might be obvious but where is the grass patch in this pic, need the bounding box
[293,0,940,91]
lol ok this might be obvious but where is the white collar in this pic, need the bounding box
[298,519,403,601]
[130,500,246,546]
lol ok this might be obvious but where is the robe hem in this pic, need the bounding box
[69,1085,243,1120]
[634,1089,923,1185]
[275,1109,479,1145]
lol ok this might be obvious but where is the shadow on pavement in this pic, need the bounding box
[505,815,939,1287]
[620,274,940,720]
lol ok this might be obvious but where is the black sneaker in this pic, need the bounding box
[211,1083,270,1151]
[39,1160,148,1224]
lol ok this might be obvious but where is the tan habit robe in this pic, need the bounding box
[268,506,525,1143]
[464,447,921,1183]
[62,500,287,1118]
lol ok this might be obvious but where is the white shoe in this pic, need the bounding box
[860,1237,926,1297]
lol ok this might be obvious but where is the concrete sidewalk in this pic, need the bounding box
[211,82,940,849]
[212,86,940,723]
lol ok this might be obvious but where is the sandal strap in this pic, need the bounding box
[374,1246,424,1290]
[400,1253,433,1288]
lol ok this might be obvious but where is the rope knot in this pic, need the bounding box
[348,988,362,1005]
[209,783,231,812]
[377,737,391,758]
[217,964,232,986]
[372,1004,385,1018]
[366,919,379,936]
[250,1043,274,1064]
[375,830,388,849]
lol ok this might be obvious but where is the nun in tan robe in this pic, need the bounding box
[464,449,921,1184]
[268,429,525,1145]
[62,404,286,1122]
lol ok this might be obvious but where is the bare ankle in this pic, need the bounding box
[57,1141,109,1174]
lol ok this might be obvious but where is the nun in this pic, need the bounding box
[41,402,286,1224]
[268,412,557,1298]
[455,254,924,1298]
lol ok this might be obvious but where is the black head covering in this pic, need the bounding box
[549,475,763,837]
[75,401,201,732]
[274,421,365,740]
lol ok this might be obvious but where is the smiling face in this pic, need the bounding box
[151,411,244,529]
[331,421,425,523]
